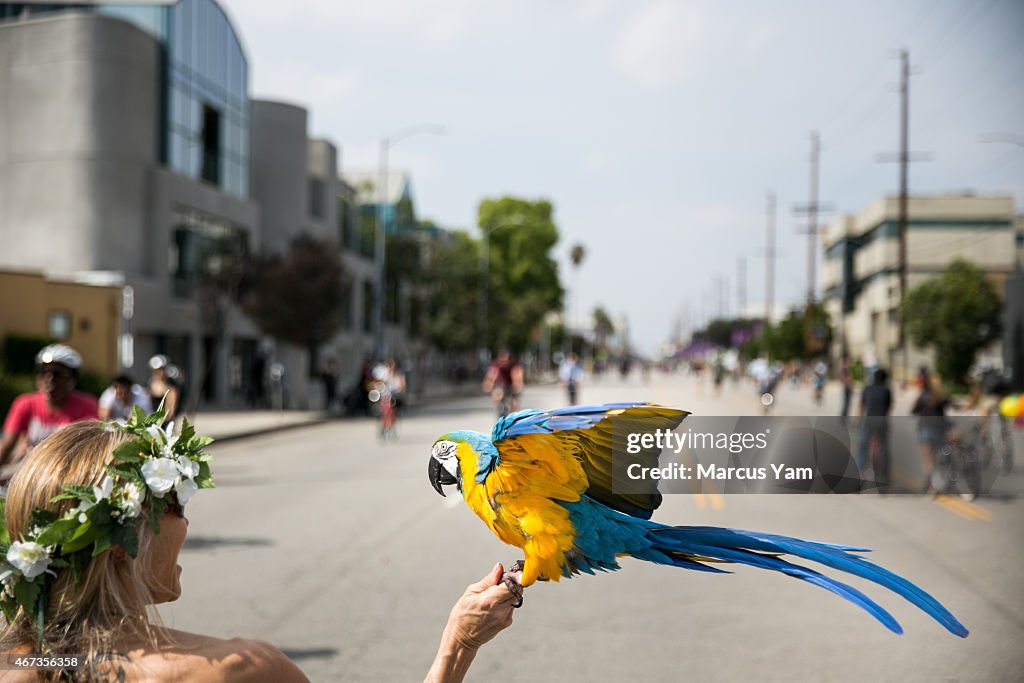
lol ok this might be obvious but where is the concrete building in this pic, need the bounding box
[0,2,263,407]
[0,2,440,409]
[820,194,1017,382]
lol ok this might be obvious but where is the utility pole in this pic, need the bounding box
[877,49,930,384]
[793,131,833,306]
[737,256,747,319]
[764,192,776,323]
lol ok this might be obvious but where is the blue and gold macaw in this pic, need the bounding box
[428,402,968,637]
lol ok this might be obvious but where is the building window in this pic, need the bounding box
[309,179,325,219]
[170,208,248,298]
[47,311,71,340]
[363,281,374,333]
[201,104,221,185]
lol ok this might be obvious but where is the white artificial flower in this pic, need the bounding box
[6,542,51,579]
[146,424,179,458]
[118,482,144,518]
[0,567,14,584]
[93,475,114,502]
[175,477,198,504]
[141,457,180,497]
[177,456,200,480]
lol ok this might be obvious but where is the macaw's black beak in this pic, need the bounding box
[429,457,458,496]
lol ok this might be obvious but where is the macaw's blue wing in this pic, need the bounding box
[489,403,688,520]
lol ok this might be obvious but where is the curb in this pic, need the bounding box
[204,416,335,444]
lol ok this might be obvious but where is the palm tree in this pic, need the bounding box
[567,243,586,352]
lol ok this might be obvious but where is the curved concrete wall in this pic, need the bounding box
[0,14,158,274]
[251,100,308,253]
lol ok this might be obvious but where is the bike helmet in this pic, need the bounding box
[35,344,82,370]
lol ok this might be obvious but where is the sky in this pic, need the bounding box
[224,0,1024,355]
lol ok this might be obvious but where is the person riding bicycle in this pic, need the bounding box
[558,352,584,406]
[856,367,893,487]
[482,349,524,416]
[0,344,99,483]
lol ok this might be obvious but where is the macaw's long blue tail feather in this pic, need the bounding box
[641,525,969,637]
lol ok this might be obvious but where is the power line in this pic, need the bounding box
[920,0,1004,69]
[817,0,940,137]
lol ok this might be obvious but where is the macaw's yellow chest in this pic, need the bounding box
[456,440,583,585]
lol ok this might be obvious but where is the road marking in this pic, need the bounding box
[691,493,725,510]
[933,495,992,522]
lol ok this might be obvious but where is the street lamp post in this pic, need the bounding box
[373,124,445,360]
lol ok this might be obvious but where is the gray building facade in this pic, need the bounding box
[0,4,260,405]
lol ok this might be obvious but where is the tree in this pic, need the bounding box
[902,259,1002,385]
[570,243,586,268]
[478,197,563,353]
[757,305,832,362]
[593,307,615,349]
[423,230,483,353]
[241,233,350,371]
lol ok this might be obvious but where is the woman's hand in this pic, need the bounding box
[425,563,522,683]
[445,562,520,650]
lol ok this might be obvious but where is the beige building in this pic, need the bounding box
[821,194,1016,382]
[0,270,123,377]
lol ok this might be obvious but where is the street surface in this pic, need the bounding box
[160,372,1024,682]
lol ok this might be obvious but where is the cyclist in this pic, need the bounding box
[856,368,892,488]
[558,352,584,406]
[0,344,99,480]
[371,359,406,439]
[482,349,524,416]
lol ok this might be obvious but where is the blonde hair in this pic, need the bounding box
[1,421,167,680]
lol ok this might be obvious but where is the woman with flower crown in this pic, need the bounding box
[0,414,518,682]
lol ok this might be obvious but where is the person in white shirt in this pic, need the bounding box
[98,374,154,423]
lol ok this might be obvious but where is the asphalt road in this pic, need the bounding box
[159,371,1024,682]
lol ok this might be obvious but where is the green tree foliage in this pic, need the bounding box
[422,231,483,353]
[593,307,615,348]
[478,197,564,353]
[757,305,832,361]
[385,233,424,324]
[241,233,350,365]
[902,259,1002,384]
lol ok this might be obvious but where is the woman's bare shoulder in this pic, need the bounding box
[123,629,310,682]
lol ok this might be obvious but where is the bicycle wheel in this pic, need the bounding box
[997,417,1014,472]
[931,445,954,494]
[940,445,981,502]
[955,448,982,502]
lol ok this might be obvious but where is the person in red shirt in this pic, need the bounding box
[0,344,99,479]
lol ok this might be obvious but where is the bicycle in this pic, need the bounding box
[369,382,399,441]
[932,425,983,501]
[980,413,1014,473]
[491,385,519,418]
[866,430,889,490]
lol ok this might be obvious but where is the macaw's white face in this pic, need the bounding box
[429,439,461,496]
[431,440,459,478]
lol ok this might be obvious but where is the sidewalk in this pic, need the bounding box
[186,378,491,442]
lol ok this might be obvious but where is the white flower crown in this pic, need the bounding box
[0,407,214,632]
